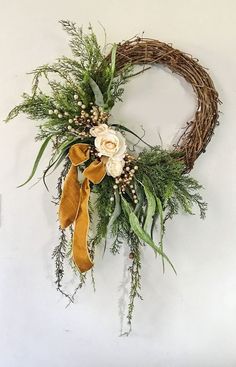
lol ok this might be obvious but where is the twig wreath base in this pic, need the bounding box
[6,21,220,334]
[112,38,220,171]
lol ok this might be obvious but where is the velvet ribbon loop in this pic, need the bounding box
[58,143,106,272]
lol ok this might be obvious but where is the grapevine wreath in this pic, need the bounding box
[6,21,220,333]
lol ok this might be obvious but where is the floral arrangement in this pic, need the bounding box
[6,21,219,334]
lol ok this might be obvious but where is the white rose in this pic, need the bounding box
[106,157,125,177]
[95,129,126,158]
[90,123,109,137]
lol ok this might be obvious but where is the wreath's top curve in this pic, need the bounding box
[107,37,220,171]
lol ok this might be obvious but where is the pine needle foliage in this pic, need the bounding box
[6,20,132,144]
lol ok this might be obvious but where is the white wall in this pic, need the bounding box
[1,1,236,366]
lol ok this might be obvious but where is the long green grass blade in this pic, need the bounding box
[42,149,68,191]
[156,197,165,272]
[111,124,153,148]
[18,135,52,188]
[151,213,158,239]
[122,197,176,274]
[143,176,156,232]
[106,44,117,105]
[110,43,117,75]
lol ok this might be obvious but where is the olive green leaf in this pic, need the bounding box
[89,78,104,107]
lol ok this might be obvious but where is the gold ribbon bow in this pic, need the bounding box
[58,143,106,272]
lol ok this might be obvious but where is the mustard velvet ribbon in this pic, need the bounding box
[58,143,106,272]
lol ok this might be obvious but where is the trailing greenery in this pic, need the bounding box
[87,146,206,331]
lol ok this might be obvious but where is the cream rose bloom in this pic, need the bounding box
[90,123,109,137]
[94,129,126,158]
[106,157,125,178]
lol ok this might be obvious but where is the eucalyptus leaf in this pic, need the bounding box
[89,78,104,107]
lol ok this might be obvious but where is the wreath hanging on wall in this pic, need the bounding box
[6,21,220,334]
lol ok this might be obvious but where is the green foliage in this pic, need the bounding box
[136,146,207,220]
[60,20,104,67]
[6,20,132,127]
[90,146,206,330]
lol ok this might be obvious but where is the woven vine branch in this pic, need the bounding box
[107,37,220,171]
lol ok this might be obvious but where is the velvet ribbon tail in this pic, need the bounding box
[58,143,106,273]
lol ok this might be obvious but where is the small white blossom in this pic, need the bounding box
[106,157,125,178]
